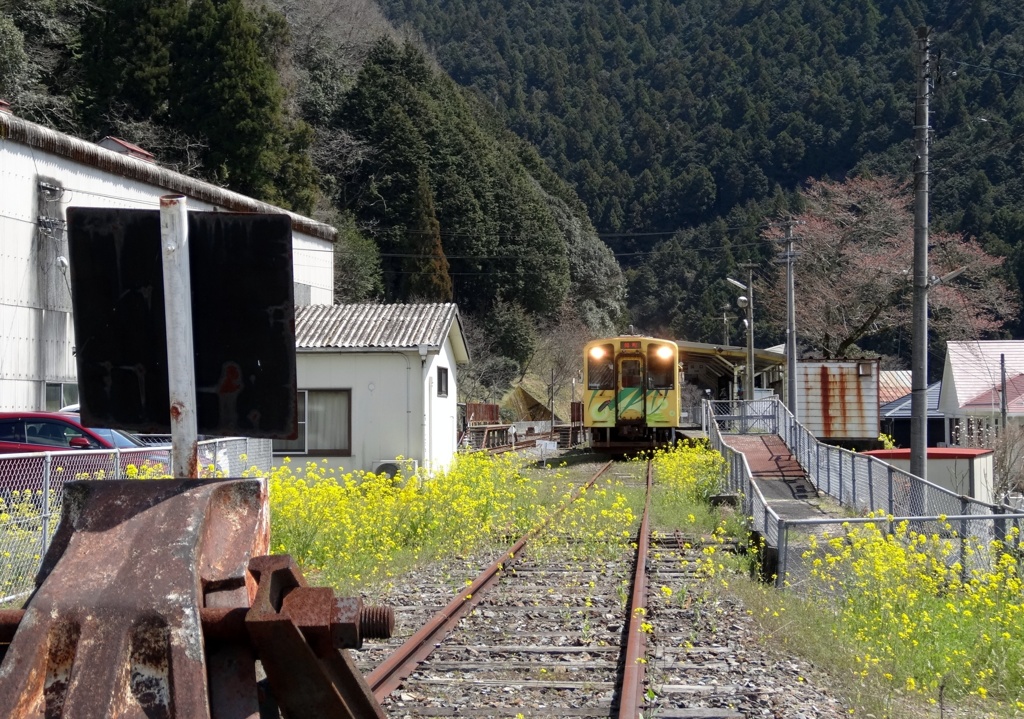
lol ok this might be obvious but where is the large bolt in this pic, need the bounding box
[360,604,394,640]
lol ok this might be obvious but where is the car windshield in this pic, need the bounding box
[88,427,146,448]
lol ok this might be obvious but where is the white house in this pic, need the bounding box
[939,341,1024,446]
[0,105,335,411]
[282,303,470,475]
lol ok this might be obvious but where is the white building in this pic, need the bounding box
[0,105,335,410]
[283,303,470,475]
[939,341,1024,446]
[863,447,995,505]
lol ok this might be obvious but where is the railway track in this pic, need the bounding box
[351,460,750,718]
[352,458,849,718]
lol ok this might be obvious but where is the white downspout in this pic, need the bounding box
[419,345,429,471]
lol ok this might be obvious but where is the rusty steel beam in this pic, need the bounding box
[619,460,653,719]
[0,479,393,719]
[0,478,268,718]
[245,555,390,719]
[368,460,614,701]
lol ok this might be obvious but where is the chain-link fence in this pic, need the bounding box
[0,438,271,603]
[704,397,1024,588]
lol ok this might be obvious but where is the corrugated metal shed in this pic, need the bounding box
[879,370,912,405]
[295,303,469,363]
[797,359,879,441]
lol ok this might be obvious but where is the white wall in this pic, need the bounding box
[874,455,994,505]
[296,351,419,475]
[0,137,334,410]
[421,338,460,474]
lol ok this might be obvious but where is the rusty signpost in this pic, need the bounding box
[0,198,393,717]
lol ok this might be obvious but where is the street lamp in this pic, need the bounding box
[727,276,755,403]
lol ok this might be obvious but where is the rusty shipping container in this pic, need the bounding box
[797,359,880,442]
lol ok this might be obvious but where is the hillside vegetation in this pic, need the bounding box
[0,0,624,400]
[379,0,1024,359]
[3,0,1023,380]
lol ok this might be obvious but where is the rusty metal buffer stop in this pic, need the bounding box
[0,478,394,718]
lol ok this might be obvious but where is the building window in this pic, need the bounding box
[437,367,449,397]
[272,390,351,455]
[46,382,78,411]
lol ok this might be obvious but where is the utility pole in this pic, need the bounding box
[720,304,734,346]
[773,221,802,419]
[1001,354,1008,432]
[743,264,756,402]
[911,26,931,483]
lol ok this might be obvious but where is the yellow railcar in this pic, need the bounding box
[583,335,682,451]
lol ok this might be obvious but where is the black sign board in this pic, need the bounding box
[66,208,297,438]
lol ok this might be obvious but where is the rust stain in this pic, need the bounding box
[820,365,833,438]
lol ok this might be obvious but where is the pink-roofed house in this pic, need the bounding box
[939,341,1024,447]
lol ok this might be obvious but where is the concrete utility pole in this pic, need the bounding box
[911,26,931,482]
[745,265,755,402]
[774,221,802,419]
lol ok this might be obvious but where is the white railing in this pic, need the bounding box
[702,397,1024,589]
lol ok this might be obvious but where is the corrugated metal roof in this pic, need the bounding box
[295,303,467,360]
[0,110,335,241]
[944,341,1024,410]
[879,370,912,404]
[962,373,1024,413]
[880,381,943,418]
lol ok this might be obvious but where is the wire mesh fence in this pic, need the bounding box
[704,397,1022,589]
[778,512,1024,599]
[0,438,271,604]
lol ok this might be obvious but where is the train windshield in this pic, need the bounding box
[620,359,642,388]
[587,344,615,389]
[647,345,675,389]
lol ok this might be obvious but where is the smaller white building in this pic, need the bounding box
[863,447,995,505]
[282,303,470,475]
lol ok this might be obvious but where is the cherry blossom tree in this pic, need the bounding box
[763,176,1018,358]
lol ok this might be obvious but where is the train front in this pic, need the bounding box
[582,336,681,451]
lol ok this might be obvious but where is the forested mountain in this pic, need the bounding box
[3,0,1024,382]
[0,0,625,397]
[378,0,1024,362]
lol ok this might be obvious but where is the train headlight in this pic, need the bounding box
[655,345,674,360]
[589,346,606,360]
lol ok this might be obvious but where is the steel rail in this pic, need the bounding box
[366,459,614,700]
[619,460,653,719]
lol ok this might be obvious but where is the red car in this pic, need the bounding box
[0,411,152,454]
[0,411,169,488]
